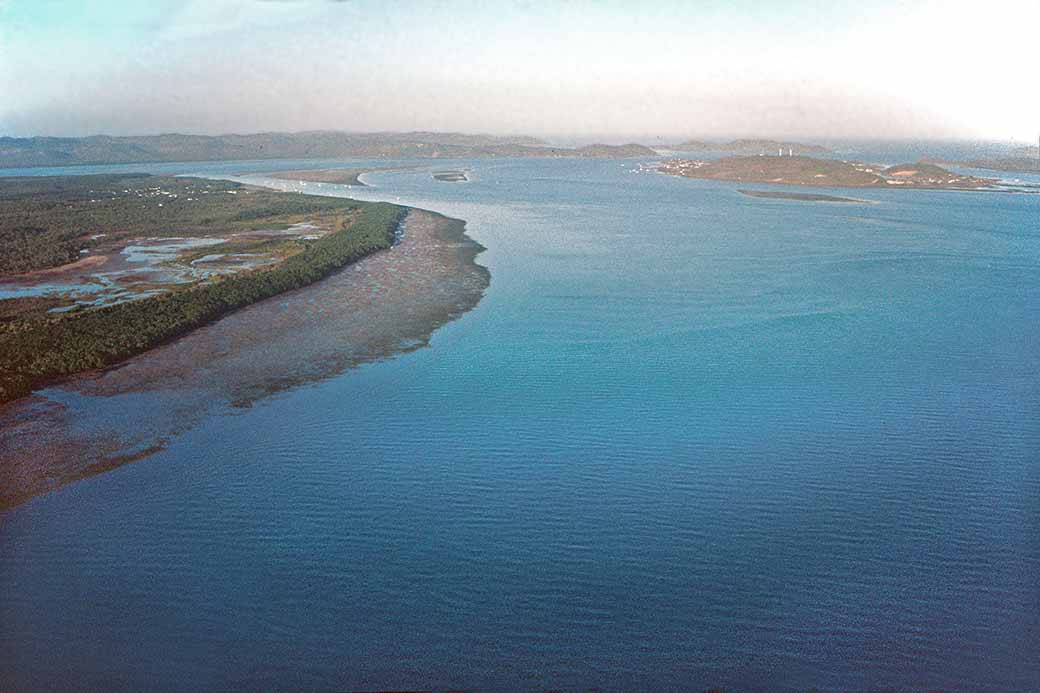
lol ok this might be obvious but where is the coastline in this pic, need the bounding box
[0,208,490,510]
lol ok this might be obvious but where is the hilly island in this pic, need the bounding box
[658,155,997,190]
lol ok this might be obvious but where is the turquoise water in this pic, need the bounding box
[2,157,1039,691]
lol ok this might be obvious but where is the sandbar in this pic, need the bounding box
[737,189,869,203]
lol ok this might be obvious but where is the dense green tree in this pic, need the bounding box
[0,196,405,403]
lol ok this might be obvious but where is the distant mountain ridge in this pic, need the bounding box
[669,139,832,155]
[925,145,1040,173]
[570,143,657,157]
[0,131,657,168]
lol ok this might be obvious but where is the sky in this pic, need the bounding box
[0,0,1036,142]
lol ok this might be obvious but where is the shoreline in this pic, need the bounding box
[0,208,489,510]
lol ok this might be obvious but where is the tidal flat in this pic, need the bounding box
[0,209,489,509]
[737,189,869,203]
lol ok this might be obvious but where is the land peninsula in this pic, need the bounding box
[658,155,997,190]
[0,173,409,403]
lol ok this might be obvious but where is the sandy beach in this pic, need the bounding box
[0,209,489,509]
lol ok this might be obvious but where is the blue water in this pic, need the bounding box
[2,157,1039,691]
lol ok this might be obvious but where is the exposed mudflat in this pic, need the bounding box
[737,189,870,203]
[0,209,489,509]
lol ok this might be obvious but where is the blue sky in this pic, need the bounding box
[1,0,1036,141]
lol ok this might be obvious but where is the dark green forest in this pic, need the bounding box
[0,185,405,402]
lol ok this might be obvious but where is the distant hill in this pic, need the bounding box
[956,158,1040,173]
[664,155,882,186]
[881,162,998,186]
[883,162,953,178]
[569,143,658,158]
[669,139,832,155]
[0,131,660,168]
[925,150,1040,173]
[392,132,547,148]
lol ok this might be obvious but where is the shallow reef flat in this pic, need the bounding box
[737,189,868,203]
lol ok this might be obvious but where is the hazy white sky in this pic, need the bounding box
[0,0,1036,141]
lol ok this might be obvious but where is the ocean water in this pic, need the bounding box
[1,157,1039,691]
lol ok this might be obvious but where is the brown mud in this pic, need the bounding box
[0,209,489,510]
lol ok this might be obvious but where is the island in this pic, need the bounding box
[433,170,469,182]
[658,155,997,190]
[0,173,407,403]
